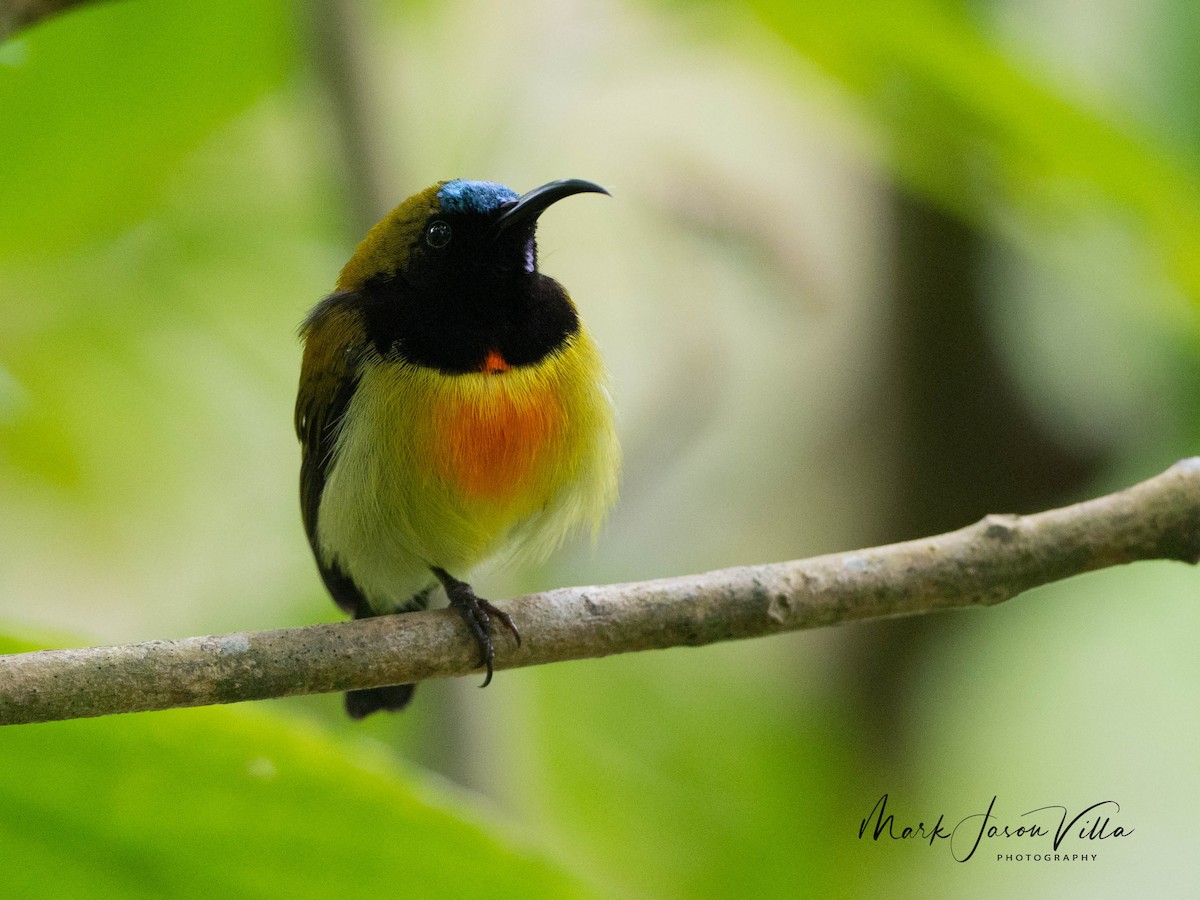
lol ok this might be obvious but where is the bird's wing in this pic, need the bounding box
[295,293,370,616]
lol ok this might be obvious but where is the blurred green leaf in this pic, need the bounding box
[0,0,294,256]
[0,632,593,899]
[514,645,863,899]
[742,0,1200,304]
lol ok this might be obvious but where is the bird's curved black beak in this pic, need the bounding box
[492,178,610,238]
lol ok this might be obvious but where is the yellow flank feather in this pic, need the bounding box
[315,324,618,614]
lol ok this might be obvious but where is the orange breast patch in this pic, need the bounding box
[480,349,511,374]
[432,380,563,502]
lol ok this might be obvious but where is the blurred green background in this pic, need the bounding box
[2,0,1198,896]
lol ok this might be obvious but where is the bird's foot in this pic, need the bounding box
[432,567,522,687]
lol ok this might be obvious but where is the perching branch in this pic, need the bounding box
[0,0,98,40]
[2,459,1198,725]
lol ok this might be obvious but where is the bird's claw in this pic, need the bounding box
[479,599,522,647]
[433,568,522,688]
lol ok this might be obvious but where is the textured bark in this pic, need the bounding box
[1,459,1197,725]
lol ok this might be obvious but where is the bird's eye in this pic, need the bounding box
[425,220,452,249]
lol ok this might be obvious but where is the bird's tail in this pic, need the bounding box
[344,684,416,719]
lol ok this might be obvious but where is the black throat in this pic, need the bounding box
[357,271,579,374]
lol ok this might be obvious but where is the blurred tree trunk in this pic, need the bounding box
[844,188,1105,764]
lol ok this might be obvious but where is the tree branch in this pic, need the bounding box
[2,459,1198,725]
[0,0,99,40]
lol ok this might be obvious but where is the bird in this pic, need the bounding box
[295,178,619,719]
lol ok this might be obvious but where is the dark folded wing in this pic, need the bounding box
[294,293,370,616]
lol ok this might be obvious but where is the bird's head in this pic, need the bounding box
[336,178,609,294]
[332,179,609,374]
